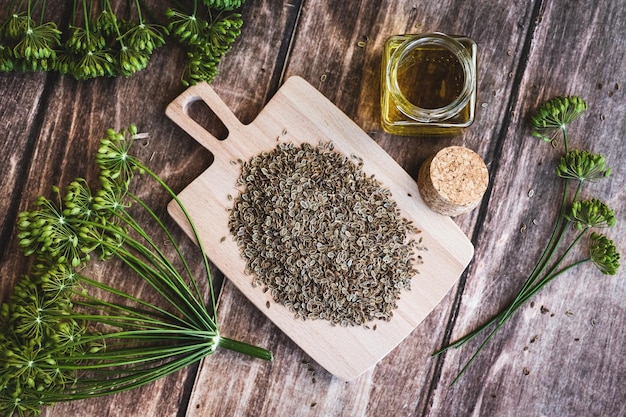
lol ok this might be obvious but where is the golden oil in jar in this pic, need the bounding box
[381,33,477,136]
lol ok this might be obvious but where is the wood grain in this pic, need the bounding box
[0,0,624,416]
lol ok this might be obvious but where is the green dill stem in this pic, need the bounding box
[114,238,216,330]
[45,343,216,400]
[104,0,126,47]
[218,337,274,361]
[435,226,590,378]
[501,126,574,323]
[139,163,218,317]
[78,220,215,330]
[82,0,90,43]
[500,187,569,324]
[441,257,589,385]
[70,0,79,27]
[441,226,587,354]
[71,274,199,329]
[134,0,144,25]
[562,125,570,154]
[127,193,202,299]
[127,192,206,306]
[39,0,47,25]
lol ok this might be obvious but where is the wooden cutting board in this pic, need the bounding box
[165,76,474,381]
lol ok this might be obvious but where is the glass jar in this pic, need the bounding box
[381,32,477,136]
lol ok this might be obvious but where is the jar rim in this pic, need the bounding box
[386,32,475,123]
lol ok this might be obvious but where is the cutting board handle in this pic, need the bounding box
[165,82,243,155]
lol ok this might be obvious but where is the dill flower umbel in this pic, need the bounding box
[2,125,271,417]
[0,0,244,83]
[434,95,621,385]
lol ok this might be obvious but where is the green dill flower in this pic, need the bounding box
[17,190,87,267]
[4,13,33,38]
[78,220,127,260]
[53,319,85,349]
[166,8,207,44]
[94,9,118,37]
[12,22,61,60]
[14,292,61,342]
[92,187,129,216]
[40,263,78,296]
[182,50,219,85]
[116,45,149,76]
[530,96,587,149]
[63,179,96,221]
[556,150,611,182]
[200,13,242,57]
[51,48,78,75]
[589,232,620,275]
[72,48,116,80]
[566,199,616,230]
[202,0,245,10]
[96,125,145,188]
[0,43,15,72]
[65,26,106,53]
[121,23,167,54]
[4,342,58,390]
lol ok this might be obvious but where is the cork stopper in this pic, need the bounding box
[417,146,488,216]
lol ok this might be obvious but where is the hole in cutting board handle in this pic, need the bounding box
[186,98,229,141]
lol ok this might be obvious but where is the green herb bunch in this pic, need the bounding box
[165,0,244,86]
[1,125,271,417]
[434,96,621,385]
[0,0,245,84]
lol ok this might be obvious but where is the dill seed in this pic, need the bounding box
[229,142,423,327]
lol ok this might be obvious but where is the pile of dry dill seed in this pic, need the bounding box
[228,142,423,327]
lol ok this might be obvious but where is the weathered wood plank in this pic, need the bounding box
[0,2,222,416]
[429,1,626,416]
[0,0,303,415]
[1,0,624,416]
[31,53,211,416]
[0,72,52,300]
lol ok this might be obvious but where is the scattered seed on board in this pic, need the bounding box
[229,141,423,327]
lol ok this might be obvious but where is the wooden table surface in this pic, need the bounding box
[1,1,624,416]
